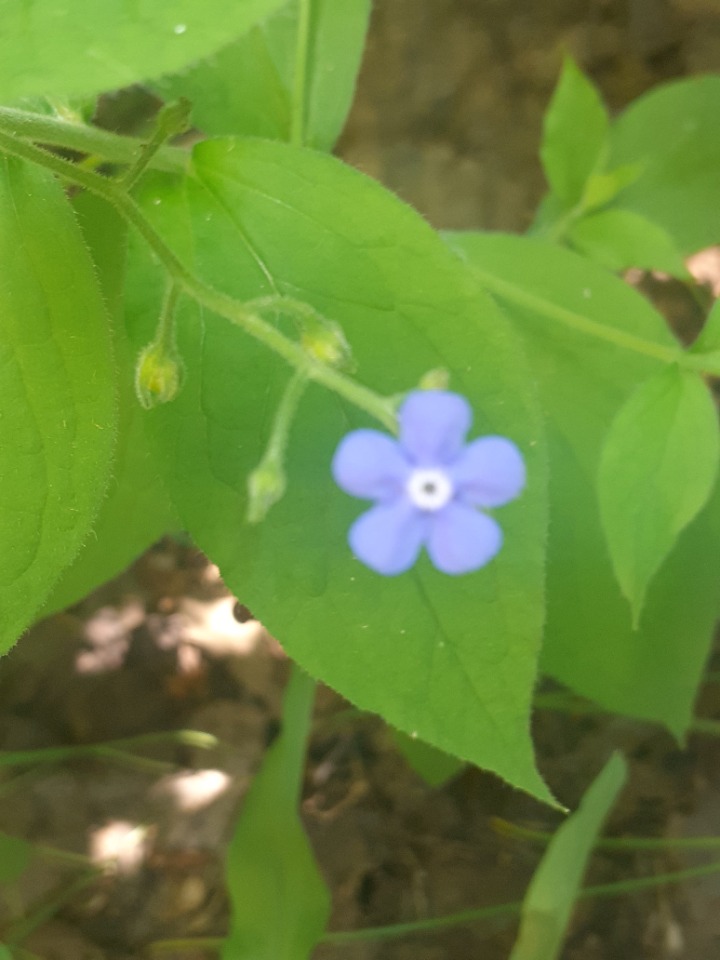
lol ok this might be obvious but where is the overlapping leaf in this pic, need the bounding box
[393,730,464,788]
[567,209,687,278]
[448,232,720,735]
[123,138,552,802]
[155,0,371,151]
[0,0,287,103]
[0,158,115,652]
[608,75,720,252]
[598,365,719,623]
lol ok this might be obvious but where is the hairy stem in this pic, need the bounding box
[0,105,188,175]
[471,265,681,365]
[0,129,397,431]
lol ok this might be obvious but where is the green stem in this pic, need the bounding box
[0,129,397,431]
[13,948,44,960]
[120,99,192,190]
[156,282,182,351]
[472,266,681,365]
[268,369,309,463]
[27,841,94,870]
[4,868,101,947]
[324,860,720,944]
[247,368,310,522]
[0,106,188,175]
[496,817,720,852]
[291,0,313,147]
[0,729,218,768]
[148,938,224,955]
[146,858,720,953]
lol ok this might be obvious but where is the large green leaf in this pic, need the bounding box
[598,365,719,623]
[155,0,371,151]
[448,232,720,735]
[608,76,720,253]
[0,157,115,652]
[124,138,553,802]
[39,194,179,619]
[540,57,609,209]
[222,667,329,960]
[510,754,626,960]
[0,0,287,103]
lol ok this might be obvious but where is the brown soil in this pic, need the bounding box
[3,542,720,960]
[3,2,720,958]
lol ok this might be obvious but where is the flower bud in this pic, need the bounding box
[134,340,184,410]
[246,456,286,524]
[301,319,353,369]
[419,368,450,391]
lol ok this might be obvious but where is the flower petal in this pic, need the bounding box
[449,436,526,507]
[399,391,471,465]
[349,501,427,575]
[332,429,409,500]
[427,504,502,574]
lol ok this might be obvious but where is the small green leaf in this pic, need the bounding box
[581,163,642,212]
[393,730,464,788]
[222,668,329,960]
[568,209,688,278]
[510,754,626,960]
[0,0,288,102]
[155,0,371,151]
[598,365,719,623]
[691,298,720,356]
[0,159,116,650]
[0,831,32,884]
[0,945,11,960]
[609,75,720,252]
[540,57,609,209]
[39,194,178,619]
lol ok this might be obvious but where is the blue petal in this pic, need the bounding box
[450,437,525,507]
[399,391,471,466]
[332,429,409,500]
[427,503,502,574]
[349,500,427,575]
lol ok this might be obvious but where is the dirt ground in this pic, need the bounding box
[2,1,720,958]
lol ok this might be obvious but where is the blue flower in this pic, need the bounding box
[332,390,526,576]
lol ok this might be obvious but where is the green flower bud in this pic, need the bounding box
[134,340,184,410]
[419,368,450,391]
[301,319,353,369]
[247,456,286,524]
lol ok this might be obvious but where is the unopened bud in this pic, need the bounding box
[134,341,184,409]
[247,456,286,524]
[301,320,352,369]
[419,368,450,391]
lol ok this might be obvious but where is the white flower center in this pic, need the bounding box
[406,468,454,511]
